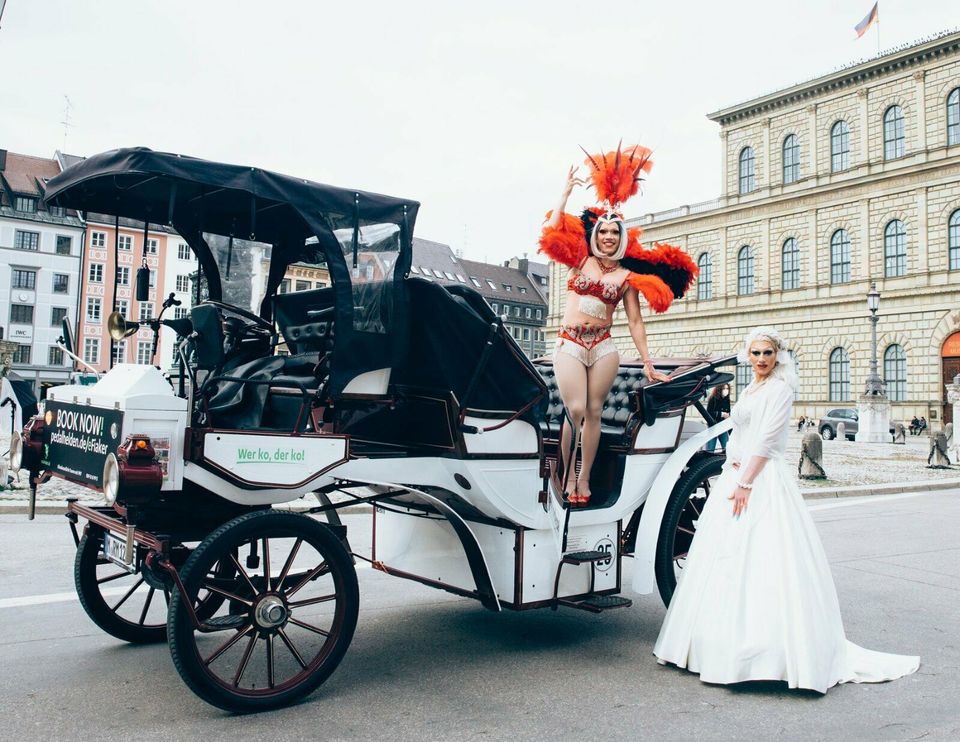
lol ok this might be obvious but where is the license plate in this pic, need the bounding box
[102,532,138,573]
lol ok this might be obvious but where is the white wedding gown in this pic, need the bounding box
[653,377,920,693]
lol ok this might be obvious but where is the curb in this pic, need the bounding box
[799,477,960,499]
[3,478,960,516]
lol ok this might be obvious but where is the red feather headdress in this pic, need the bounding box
[582,143,653,208]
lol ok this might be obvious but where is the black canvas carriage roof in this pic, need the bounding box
[42,147,419,263]
[43,147,421,397]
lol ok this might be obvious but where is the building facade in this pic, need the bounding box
[548,30,960,425]
[0,150,85,394]
[77,215,192,373]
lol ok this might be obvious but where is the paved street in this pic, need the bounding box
[1,491,958,741]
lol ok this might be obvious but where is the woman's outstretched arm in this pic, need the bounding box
[623,288,671,383]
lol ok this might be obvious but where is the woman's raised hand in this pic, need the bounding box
[563,165,585,197]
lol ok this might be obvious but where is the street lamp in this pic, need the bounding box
[863,282,885,396]
[856,281,891,443]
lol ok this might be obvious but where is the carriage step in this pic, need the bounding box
[562,550,609,565]
[560,594,633,613]
[204,614,247,631]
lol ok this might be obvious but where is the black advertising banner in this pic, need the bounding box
[41,402,123,487]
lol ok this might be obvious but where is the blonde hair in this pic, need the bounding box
[737,326,799,390]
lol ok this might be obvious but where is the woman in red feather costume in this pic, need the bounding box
[539,144,697,506]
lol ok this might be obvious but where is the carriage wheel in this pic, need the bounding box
[75,530,234,644]
[654,455,724,607]
[75,531,169,643]
[167,511,358,713]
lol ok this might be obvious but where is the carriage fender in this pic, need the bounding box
[335,476,501,612]
[631,418,734,595]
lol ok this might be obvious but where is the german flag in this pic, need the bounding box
[855,2,879,39]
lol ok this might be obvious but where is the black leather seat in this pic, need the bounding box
[538,365,649,450]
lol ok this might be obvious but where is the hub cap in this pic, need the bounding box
[254,595,288,629]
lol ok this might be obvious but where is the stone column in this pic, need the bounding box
[719,130,728,199]
[859,199,871,280]
[914,70,927,152]
[718,226,729,301]
[916,187,928,277]
[762,217,771,292]
[762,119,771,189]
[858,88,870,165]
[806,104,818,181]
[807,209,818,288]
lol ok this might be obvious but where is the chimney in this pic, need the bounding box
[0,149,7,170]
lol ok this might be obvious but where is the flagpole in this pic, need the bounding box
[876,16,881,55]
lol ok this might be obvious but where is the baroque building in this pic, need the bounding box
[548,30,960,425]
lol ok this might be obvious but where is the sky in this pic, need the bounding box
[1,0,957,265]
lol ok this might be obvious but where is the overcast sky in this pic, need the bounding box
[1,1,957,264]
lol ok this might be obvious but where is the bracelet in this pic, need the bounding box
[736,481,753,490]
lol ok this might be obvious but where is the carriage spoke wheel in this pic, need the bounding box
[75,531,235,644]
[167,511,358,713]
[654,455,724,607]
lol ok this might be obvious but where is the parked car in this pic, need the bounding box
[820,408,859,440]
[819,408,897,440]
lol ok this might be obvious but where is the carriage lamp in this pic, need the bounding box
[9,433,23,471]
[102,453,120,506]
[107,435,163,506]
[10,415,46,473]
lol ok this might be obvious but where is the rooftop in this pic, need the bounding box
[708,28,960,125]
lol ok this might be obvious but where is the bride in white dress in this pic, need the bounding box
[653,326,919,693]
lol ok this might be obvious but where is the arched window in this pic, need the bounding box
[782,134,799,184]
[830,229,851,284]
[948,88,960,146]
[884,219,907,277]
[781,237,800,290]
[696,252,713,300]
[738,147,755,194]
[883,344,907,402]
[737,246,754,295]
[950,209,960,271]
[831,120,850,171]
[829,347,850,402]
[883,105,905,160]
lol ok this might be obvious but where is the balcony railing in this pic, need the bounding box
[632,198,724,226]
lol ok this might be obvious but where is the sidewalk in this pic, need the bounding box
[2,430,956,515]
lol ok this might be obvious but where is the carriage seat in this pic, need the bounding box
[537,365,649,450]
[282,313,335,355]
[536,362,715,450]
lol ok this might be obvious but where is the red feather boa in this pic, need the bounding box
[625,272,674,314]
[538,210,587,269]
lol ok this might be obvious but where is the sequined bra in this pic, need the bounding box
[566,272,623,306]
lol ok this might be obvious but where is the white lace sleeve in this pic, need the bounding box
[749,381,794,460]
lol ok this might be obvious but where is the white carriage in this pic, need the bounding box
[11,149,735,712]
